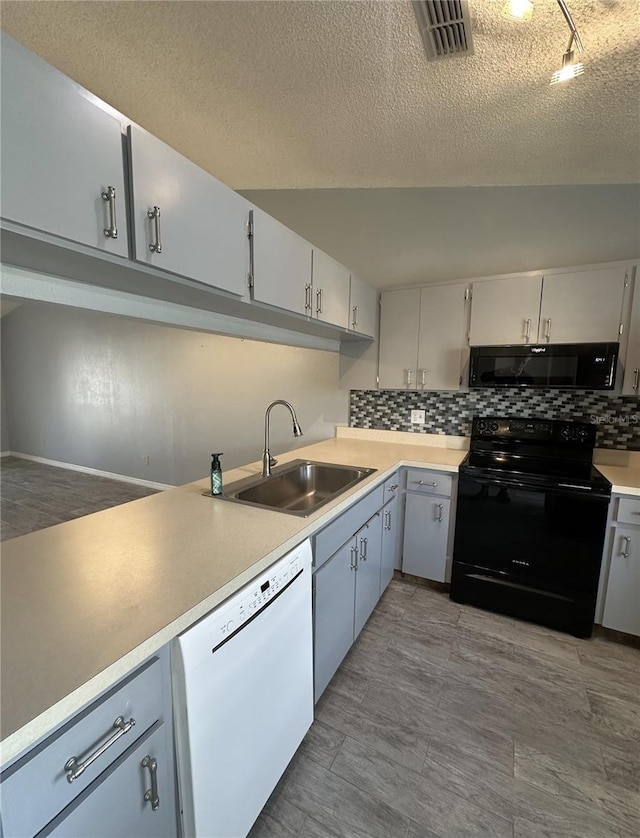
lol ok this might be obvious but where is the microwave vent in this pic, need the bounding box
[412,1,475,61]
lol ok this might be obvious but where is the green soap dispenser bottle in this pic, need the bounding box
[210,453,224,496]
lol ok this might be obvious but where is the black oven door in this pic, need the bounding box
[450,471,610,636]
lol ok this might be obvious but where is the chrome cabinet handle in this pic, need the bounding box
[316,288,323,315]
[620,536,632,559]
[524,318,531,342]
[360,537,368,560]
[305,284,312,313]
[101,186,118,239]
[544,317,552,341]
[420,369,427,388]
[64,716,135,783]
[633,369,639,391]
[417,480,438,487]
[142,755,160,811]
[352,305,359,328]
[350,545,358,570]
[147,206,162,253]
[387,484,399,492]
[406,369,413,387]
[437,503,444,523]
[384,510,392,530]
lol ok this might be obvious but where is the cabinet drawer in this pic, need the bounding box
[405,469,452,497]
[0,656,163,837]
[314,485,384,570]
[617,496,640,525]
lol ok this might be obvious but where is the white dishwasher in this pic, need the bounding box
[172,539,313,838]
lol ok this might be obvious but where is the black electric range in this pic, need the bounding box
[450,416,611,637]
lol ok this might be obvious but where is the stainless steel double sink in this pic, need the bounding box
[220,459,376,517]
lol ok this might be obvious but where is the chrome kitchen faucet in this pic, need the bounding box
[262,400,303,477]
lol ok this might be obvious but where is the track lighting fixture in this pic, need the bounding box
[503,0,585,84]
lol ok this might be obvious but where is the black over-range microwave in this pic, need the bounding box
[469,343,619,390]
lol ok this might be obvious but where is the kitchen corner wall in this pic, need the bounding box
[350,389,640,450]
[1,303,349,486]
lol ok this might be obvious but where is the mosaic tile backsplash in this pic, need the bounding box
[349,389,640,450]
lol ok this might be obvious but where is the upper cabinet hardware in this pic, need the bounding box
[147,206,162,253]
[101,186,118,238]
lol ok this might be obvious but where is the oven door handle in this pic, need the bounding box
[463,474,609,498]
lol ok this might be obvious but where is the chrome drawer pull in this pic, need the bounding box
[620,536,632,559]
[524,318,531,342]
[305,284,312,313]
[544,317,552,340]
[406,369,413,387]
[437,503,444,523]
[350,545,358,571]
[360,537,368,560]
[387,484,399,492]
[316,288,323,315]
[147,206,162,253]
[633,369,639,391]
[142,755,160,811]
[101,186,118,239]
[417,480,438,487]
[64,716,135,783]
[352,305,358,327]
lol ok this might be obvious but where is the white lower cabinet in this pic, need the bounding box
[312,486,385,701]
[601,496,640,636]
[402,469,455,583]
[0,651,177,838]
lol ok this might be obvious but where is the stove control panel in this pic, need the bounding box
[472,417,596,446]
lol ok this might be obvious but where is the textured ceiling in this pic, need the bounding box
[2,0,639,190]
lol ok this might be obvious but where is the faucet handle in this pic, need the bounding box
[269,456,278,467]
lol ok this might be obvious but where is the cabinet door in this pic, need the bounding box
[469,276,542,346]
[380,495,400,595]
[602,527,640,637]
[128,125,247,296]
[312,249,350,328]
[313,541,356,701]
[402,493,450,582]
[0,33,128,259]
[417,283,467,390]
[539,268,627,344]
[354,514,383,637]
[622,276,640,395]
[40,723,177,837]
[250,207,313,316]
[349,275,378,338]
[378,289,421,388]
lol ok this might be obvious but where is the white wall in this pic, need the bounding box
[241,184,640,288]
[1,303,349,485]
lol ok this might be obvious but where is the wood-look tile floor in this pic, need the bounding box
[250,578,640,838]
[0,456,158,541]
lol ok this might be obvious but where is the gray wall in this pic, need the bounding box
[1,304,349,485]
[1,364,10,452]
[241,184,640,288]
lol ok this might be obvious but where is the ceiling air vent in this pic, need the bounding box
[412,1,475,61]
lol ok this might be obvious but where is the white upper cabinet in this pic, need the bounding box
[378,289,422,388]
[311,249,350,328]
[468,276,543,346]
[378,284,467,389]
[539,268,627,344]
[622,272,640,395]
[349,275,378,338]
[469,267,627,346]
[249,208,313,316]
[127,125,248,296]
[0,33,128,258]
[417,283,468,390]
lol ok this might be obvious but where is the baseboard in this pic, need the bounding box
[8,452,174,491]
[0,451,12,458]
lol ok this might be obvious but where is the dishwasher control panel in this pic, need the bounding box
[209,542,309,651]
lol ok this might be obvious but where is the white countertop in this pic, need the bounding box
[0,432,465,765]
[3,428,640,765]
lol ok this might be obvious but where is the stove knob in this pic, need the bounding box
[561,426,572,439]
[490,422,499,433]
